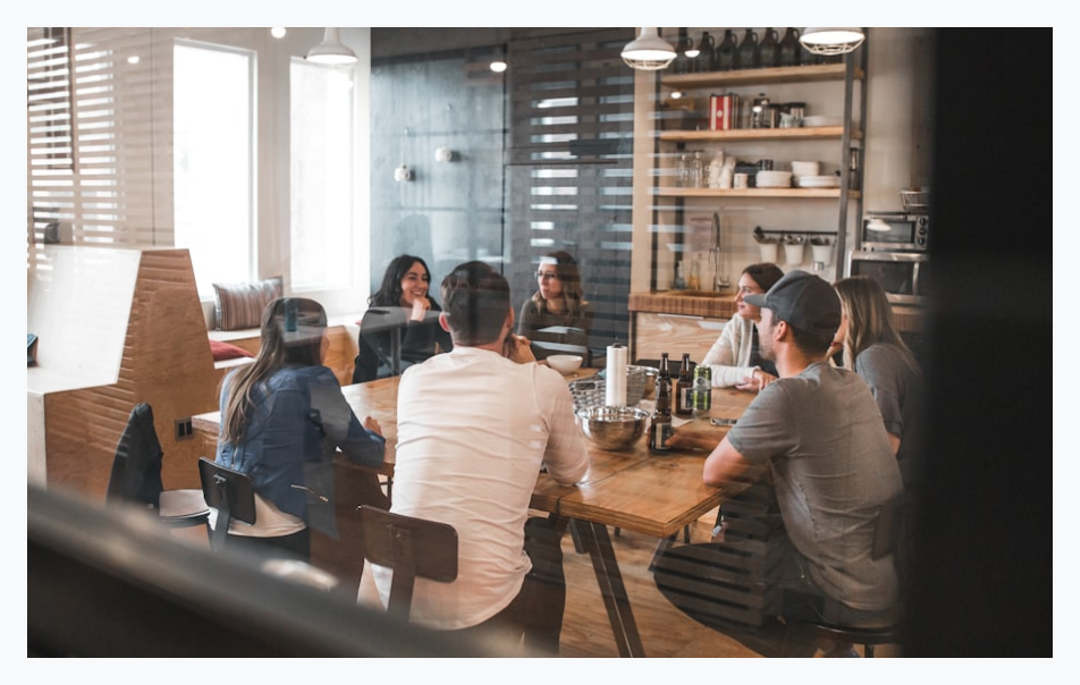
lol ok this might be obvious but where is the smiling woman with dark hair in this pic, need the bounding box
[353,254,453,383]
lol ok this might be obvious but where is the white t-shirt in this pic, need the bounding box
[362,346,589,630]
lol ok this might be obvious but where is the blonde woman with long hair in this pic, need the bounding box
[833,276,923,487]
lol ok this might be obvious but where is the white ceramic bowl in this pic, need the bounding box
[547,354,583,374]
[791,161,821,177]
[802,115,842,128]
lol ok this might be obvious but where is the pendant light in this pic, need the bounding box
[799,28,865,55]
[306,27,358,66]
[622,27,676,71]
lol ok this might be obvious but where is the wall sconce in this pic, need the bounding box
[435,147,454,163]
[394,164,412,182]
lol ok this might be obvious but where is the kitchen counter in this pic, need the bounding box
[629,291,925,333]
[628,291,738,319]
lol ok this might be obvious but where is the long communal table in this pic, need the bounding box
[192,370,754,657]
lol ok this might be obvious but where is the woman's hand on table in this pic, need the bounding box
[736,369,777,392]
[363,416,383,437]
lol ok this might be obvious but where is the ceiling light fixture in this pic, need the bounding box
[306,27,358,66]
[621,27,676,71]
[799,27,866,55]
[271,27,287,39]
[490,60,508,73]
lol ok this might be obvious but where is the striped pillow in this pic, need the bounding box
[213,276,283,331]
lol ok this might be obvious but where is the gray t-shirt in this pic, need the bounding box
[855,343,922,487]
[727,361,904,611]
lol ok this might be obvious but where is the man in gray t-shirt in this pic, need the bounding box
[686,271,903,628]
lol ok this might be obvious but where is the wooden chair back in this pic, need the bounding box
[358,505,458,621]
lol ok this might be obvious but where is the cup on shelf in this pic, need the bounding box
[811,243,833,265]
[784,243,805,265]
[759,242,779,262]
[733,173,749,189]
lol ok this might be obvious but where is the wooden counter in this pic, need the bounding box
[630,290,926,333]
[628,291,737,319]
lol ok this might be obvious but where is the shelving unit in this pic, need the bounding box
[645,49,868,290]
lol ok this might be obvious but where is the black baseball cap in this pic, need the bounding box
[743,270,841,337]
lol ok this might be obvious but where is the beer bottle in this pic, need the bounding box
[650,353,673,453]
[693,364,713,417]
[675,353,693,416]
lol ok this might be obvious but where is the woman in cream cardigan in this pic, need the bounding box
[701,263,784,390]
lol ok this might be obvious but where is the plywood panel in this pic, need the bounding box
[34,248,220,497]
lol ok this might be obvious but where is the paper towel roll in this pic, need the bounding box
[606,344,628,407]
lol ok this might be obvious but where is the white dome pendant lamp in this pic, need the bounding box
[306,28,358,66]
[799,28,866,56]
[622,27,676,71]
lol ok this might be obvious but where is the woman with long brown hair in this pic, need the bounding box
[517,251,593,361]
[353,254,453,383]
[216,297,385,560]
[702,262,785,390]
[833,276,923,487]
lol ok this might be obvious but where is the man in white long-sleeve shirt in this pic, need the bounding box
[361,260,589,654]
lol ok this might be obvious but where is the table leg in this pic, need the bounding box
[573,519,646,658]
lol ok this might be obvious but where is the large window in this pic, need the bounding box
[173,41,255,297]
[290,58,356,291]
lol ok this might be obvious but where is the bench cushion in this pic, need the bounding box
[212,276,283,330]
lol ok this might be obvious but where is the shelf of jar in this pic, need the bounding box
[661,63,863,90]
[658,126,861,143]
[654,187,859,199]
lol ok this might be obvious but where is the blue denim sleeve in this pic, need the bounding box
[308,367,385,469]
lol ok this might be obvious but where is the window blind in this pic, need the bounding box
[506,28,636,362]
[27,27,169,252]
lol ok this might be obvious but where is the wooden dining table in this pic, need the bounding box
[192,368,755,657]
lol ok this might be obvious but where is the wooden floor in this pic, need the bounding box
[173,505,900,657]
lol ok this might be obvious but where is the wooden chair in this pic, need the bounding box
[106,403,210,529]
[358,505,458,622]
[198,457,257,551]
[784,494,906,657]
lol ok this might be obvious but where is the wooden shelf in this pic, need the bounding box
[661,63,862,90]
[658,126,861,143]
[655,187,858,199]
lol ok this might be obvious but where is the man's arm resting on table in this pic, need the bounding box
[703,435,763,492]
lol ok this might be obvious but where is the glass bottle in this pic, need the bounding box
[693,32,716,74]
[779,27,802,68]
[758,28,780,69]
[650,353,673,453]
[692,364,712,417]
[716,30,737,71]
[736,28,759,70]
[675,353,693,416]
[676,153,690,188]
[690,150,704,188]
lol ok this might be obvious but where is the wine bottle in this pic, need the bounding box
[650,353,673,453]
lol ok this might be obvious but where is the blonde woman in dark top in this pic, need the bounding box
[834,276,923,487]
[517,251,593,362]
